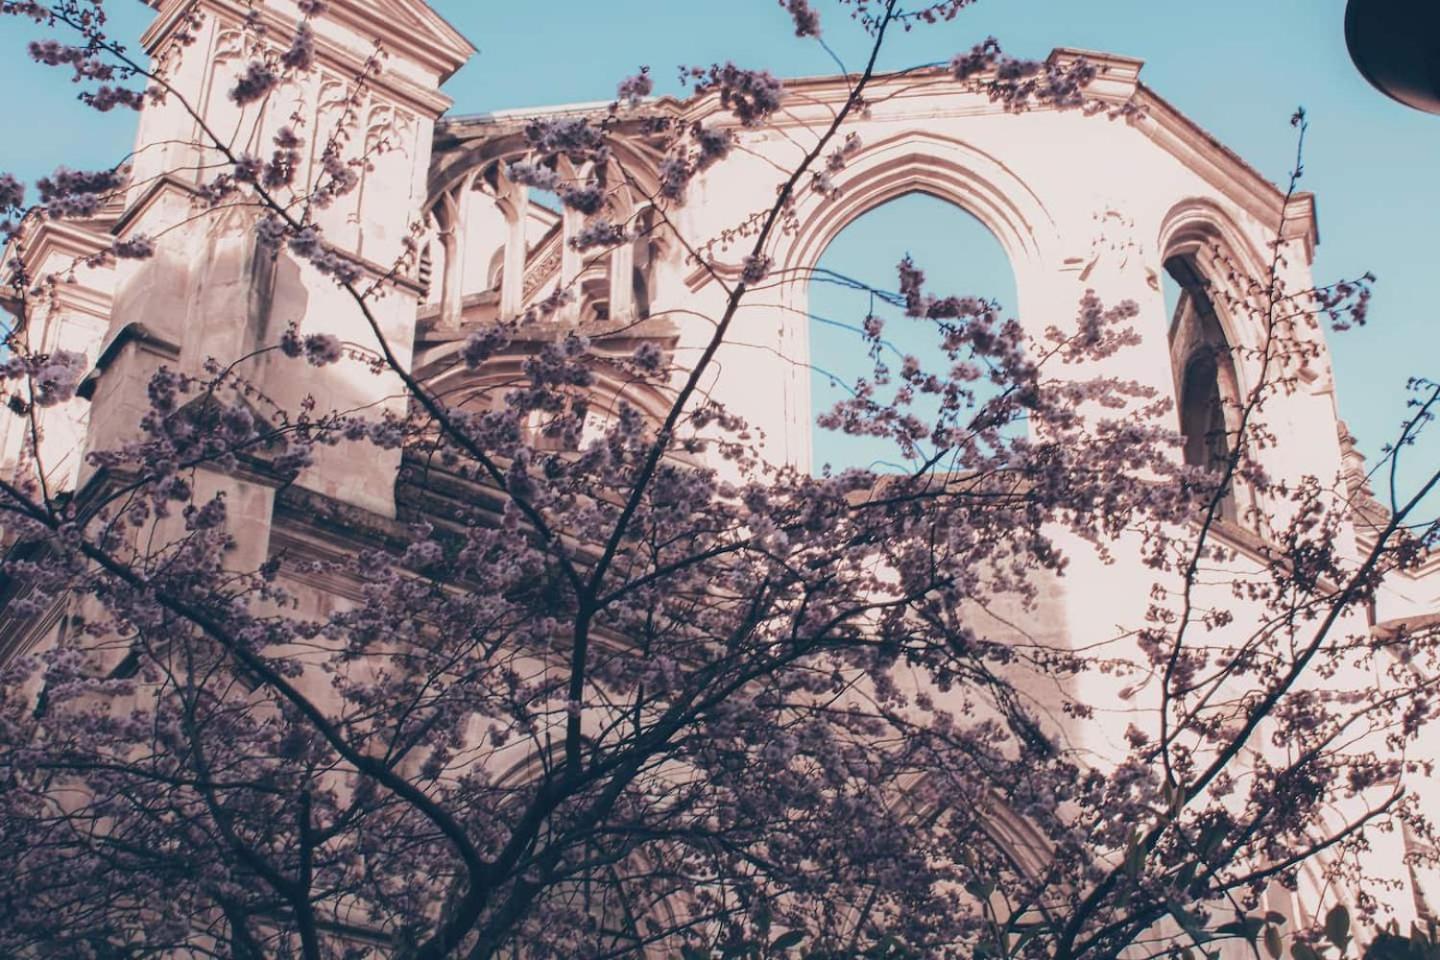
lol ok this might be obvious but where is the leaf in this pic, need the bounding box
[1326,905,1351,949]
[1267,912,1289,927]
[1292,942,1322,960]
[1266,925,1284,959]
[770,932,806,953]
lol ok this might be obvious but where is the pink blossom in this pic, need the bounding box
[0,174,23,212]
[685,62,784,126]
[280,23,316,71]
[302,333,343,366]
[741,253,773,285]
[569,218,628,251]
[783,0,821,37]
[111,235,154,259]
[616,66,653,106]
[229,60,278,105]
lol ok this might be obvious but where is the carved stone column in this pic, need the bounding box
[437,187,465,328]
[499,176,529,320]
[608,241,636,323]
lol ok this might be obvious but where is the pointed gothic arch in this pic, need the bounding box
[1156,197,1268,355]
[1157,199,1269,526]
[766,131,1047,473]
[775,130,1058,282]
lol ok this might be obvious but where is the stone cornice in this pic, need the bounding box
[10,219,114,283]
[1282,192,1319,263]
[321,0,473,84]
[2,219,116,332]
[48,283,113,324]
[111,172,202,238]
[669,49,1143,127]
[1373,611,1440,643]
[269,486,410,600]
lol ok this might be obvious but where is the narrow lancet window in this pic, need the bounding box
[1164,254,1242,523]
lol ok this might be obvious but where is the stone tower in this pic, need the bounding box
[1,0,472,535]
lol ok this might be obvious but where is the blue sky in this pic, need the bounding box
[808,195,1017,473]
[2,0,1437,501]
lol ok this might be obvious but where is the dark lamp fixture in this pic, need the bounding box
[1345,0,1440,114]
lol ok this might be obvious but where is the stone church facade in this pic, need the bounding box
[3,0,1438,945]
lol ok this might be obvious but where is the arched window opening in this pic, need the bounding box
[1179,354,1228,470]
[808,192,1017,476]
[1164,254,1242,524]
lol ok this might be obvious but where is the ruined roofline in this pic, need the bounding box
[434,46,1317,256]
[435,96,688,141]
[433,47,1141,130]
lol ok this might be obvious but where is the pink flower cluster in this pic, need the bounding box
[35,165,125,220]
[683,61,784,126]
[616,66,653,107]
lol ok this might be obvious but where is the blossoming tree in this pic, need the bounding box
[0,0,1435,958]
